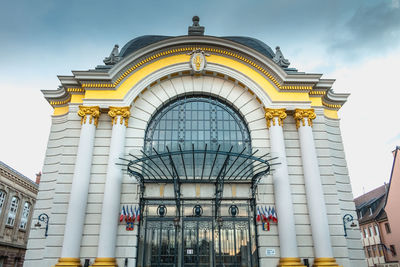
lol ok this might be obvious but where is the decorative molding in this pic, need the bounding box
[77,106,100,127]
[265,108,287,128]
[293,108,316,129]
[108,106,131,127]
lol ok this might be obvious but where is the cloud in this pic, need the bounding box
[330,0,400,59]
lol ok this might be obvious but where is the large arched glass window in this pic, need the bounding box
[144,96,251,178]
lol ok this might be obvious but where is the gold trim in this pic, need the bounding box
[53,257,82,267]
[78,106,100,127]
[265,108,287,128]
[81,46,312,91]
[91,257,117,267]
[108,106,131,127]
[278,257,306,267]
[322,100,341,109]
[293,108,316,129]
[312,257,341,267]
[50,96,71,106]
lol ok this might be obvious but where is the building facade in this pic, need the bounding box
[355,147,400,267]
[25,18,365,267]
[0,162,38,267]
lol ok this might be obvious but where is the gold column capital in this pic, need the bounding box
[78,106,100,127]
[293,108,316,129]
[108,106,131,127]
[53,257,82,267]
[265,108,287,128]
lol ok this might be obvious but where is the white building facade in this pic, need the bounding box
[25,18,366,267]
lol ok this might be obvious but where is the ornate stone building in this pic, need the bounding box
[0,162,38,267]
[25,18,365,267]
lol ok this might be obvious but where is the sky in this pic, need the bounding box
[0,0,399,197]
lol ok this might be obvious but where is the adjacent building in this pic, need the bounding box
[0,162,39,267]
[355,147,400,267]
[25,17,365,267]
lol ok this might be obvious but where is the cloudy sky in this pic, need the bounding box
[0,0,399,197]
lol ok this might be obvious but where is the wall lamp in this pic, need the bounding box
[35,213,49,237]
[342,214,357,237]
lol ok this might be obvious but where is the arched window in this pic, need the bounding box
[144,96,251,178]
[19,202,31,230]
[0,190,6,216]
[6,196,19,227]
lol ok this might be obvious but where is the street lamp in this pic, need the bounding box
[35,213,49,237]
[342,214,357,237]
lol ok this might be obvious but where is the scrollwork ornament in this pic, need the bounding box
[78,106,100,127]
[108,106,131,127]
[265,108,287,128]
[293,108,316,129]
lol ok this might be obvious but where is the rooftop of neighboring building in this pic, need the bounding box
[0,161,39,191]
[354,184,388,224]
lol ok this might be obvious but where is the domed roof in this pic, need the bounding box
[118,35,275,59]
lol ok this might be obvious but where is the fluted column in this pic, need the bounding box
[92,106,130,267]
[55,106,100,267]
[294,109,339,267]
[265,108,305,267]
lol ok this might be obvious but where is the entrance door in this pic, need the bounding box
[183,219,213,267]
[142,219,177,267]
[216,219,254,267]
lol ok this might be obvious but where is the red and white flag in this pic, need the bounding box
[120,206,126,222]
[271,207,278,223]
[256,207,261,222]
[136,206,140,222]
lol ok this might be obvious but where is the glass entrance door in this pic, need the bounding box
[141,219,177,267]
[183,219,213,267]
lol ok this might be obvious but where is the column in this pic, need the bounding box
[265,108,305,267]
[92,106,130,267]
[55,106,100,267]
[294,109,339,267]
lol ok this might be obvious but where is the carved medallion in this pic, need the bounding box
[188,49,209,73]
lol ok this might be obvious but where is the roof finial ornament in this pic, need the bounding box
[188,16,205,36]
[272,46,290,68]
[103,44,121,65]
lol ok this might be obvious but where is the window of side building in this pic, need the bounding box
[385,222,391,234]
[364,227,369,238]
[6,196,19,226]
[390,245,397,256]
[369,226,373,237]
[367,246,372,257]
[374,224,379,236]
[19,202,31,230]
[0,190,6,215]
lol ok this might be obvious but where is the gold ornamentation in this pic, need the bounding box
[265,108,287,128]
[293,108,316,129]
[108,106,131,127]
[53,257,82,267]
[278,257,306,267]
[77,106,100,127]
[91,257,117,267]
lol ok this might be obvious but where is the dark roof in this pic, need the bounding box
[118,35,275,60]
[354,185,387,224]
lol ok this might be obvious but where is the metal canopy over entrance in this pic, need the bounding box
[121,145,276,217]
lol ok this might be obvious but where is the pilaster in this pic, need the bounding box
[55,106,100,267]
[265,108,305,267]
[92,106,130,267]
[294,109,339,267]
